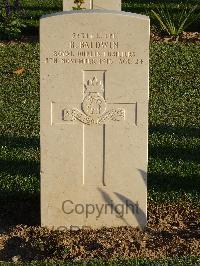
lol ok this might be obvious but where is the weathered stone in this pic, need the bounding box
[63,0,121,11]
[40,10,149,229]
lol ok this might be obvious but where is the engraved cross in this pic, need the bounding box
[62,70,137,186]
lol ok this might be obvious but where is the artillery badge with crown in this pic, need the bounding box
[63,76,125,125]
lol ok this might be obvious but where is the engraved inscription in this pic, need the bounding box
[79,41,119,49]
[44,31,144,65]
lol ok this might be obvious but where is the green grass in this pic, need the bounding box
[0,43,39,196]
[0,43,199,216]
[0,0,199,37]
[0,43,40,225]
[124,0,200,32]
[1,256,200,265]
[149,43,200,203]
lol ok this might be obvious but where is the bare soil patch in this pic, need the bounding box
[0,202,199,262]
[151,31,200,43]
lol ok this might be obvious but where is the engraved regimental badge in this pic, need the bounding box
[63,72,125,125]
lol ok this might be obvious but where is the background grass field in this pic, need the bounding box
[0,42,199,224]
[0,0,199,36]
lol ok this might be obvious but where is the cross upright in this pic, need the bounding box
[58,70,137,186]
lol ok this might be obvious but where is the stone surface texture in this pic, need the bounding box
[40,10,149,229]
[63,0,121,11]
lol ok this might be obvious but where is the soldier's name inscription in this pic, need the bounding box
[44,32,144,65]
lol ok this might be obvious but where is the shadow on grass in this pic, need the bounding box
[150,145,199,163]
[149,124,200,193]
[0,122,199,227]
[148,173,200,192]
[0,135,40,227]
[0,159,39,177]
[0,193,40,227]
[0,135,40,177]
[0,135,39,149]
[0,135,39,177]
[149,124,200,138]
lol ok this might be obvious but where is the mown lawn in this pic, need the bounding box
[0,2,200,261]
[0,42,199,227]
[4,256,200,265]
[149,43,200,203]
[0,37,199,263]
[0,0,199,36]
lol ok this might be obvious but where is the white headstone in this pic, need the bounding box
[40,10,149,229]
[63,0,121,11]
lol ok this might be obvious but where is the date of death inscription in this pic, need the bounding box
[43,32,144,65]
